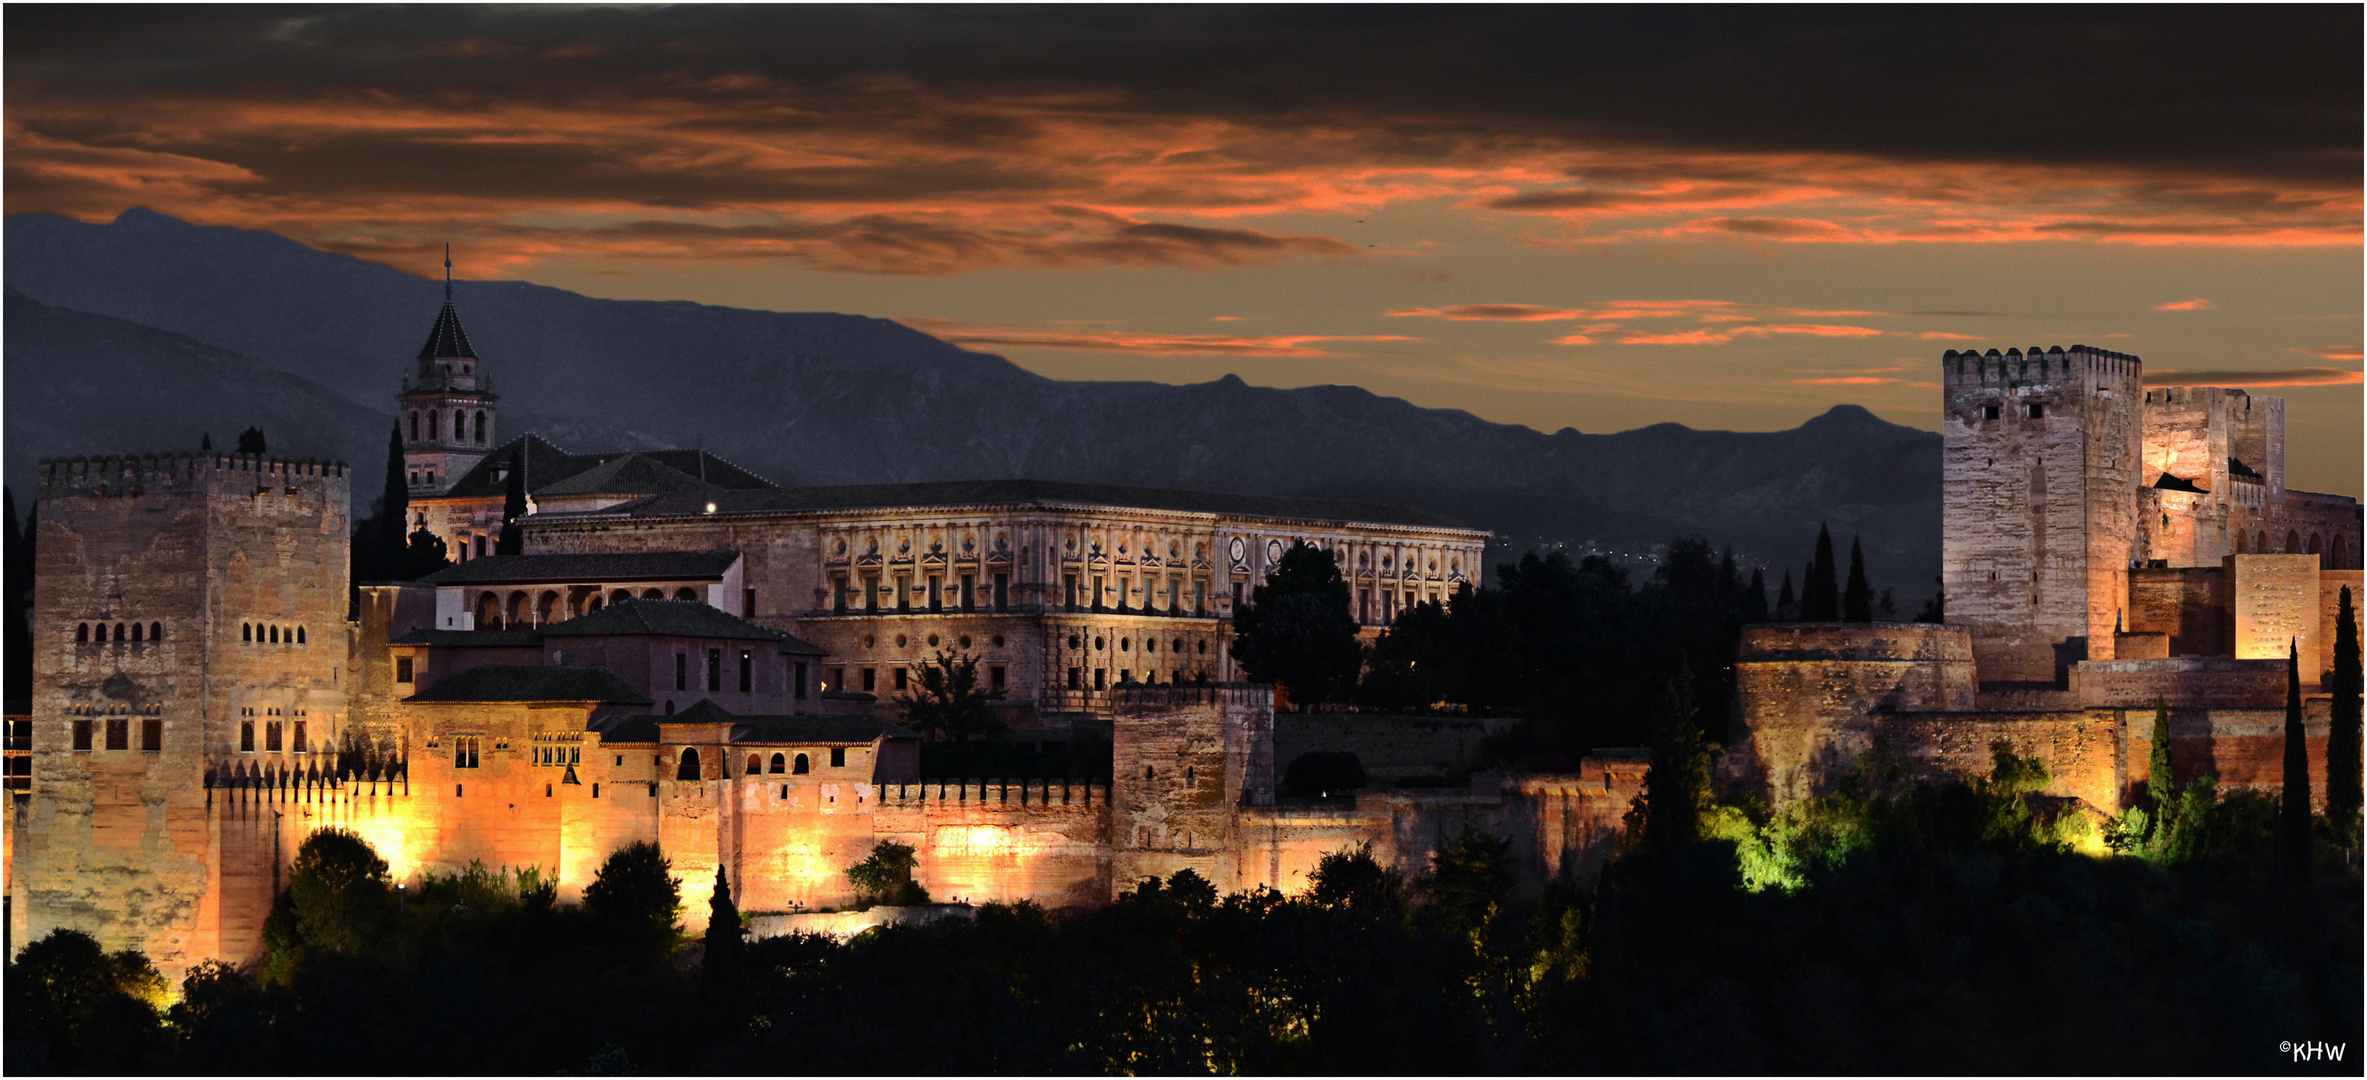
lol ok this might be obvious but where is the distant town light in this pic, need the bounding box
[704,501,718,514]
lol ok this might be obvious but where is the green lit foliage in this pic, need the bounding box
[262,827,394,980]
[895,649,1007,742]
[845,839,929,907]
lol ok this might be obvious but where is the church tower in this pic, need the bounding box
[398,246,497,499]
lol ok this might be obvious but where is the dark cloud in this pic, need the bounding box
[6,6,2357,185]
[2144,368,2362,388]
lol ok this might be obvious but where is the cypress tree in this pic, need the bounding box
[1644,665,1709,852]
[2146,697,2175,841]
[700,866,745,1016]
[1804,525,1839,621]
[496,449,527,556]
[352,422,413,583]
[1716,546,1739,615]
[1842,534,1872,622]
[1741,567,1769,623]
[1775,569,1796,618]
[2279,639,2312,882]
[199,432,213,451]
[2327,586,2361,841]
[236,426,267,454]
[3,488,30,705]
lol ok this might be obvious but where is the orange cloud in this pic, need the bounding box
[2144,368,2363,388]
[1388,304,1589,322]
[900,319,1418,358]
[2154,297,2215,311]
[1794,376,1904,385]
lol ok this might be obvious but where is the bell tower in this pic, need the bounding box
[398,246,498,498]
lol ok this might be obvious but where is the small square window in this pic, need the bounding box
[105,719,128,751]
[265,721,282,753]
[893,668,908,691]
[2027,402,2045,419]
[1982,404,2000,421]
[72,719,93,752]
[141,718,162,752]
[396,657,415,684]
[240,721,254,753]
[830,747,846,768]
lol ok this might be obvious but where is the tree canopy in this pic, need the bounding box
[1232,541,1363,707]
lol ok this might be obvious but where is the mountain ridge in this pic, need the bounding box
[2,208,1943,592]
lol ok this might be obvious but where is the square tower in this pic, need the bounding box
[1940,346,2142,684]
[14,452,350,972]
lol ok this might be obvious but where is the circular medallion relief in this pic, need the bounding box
[1266,538,1284,563]
[1229,537,1247,563]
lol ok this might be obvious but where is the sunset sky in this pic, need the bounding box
[8,6,2360,493]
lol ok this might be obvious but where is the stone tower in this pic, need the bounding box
[1940,345,2142,684]
[1110,684,1275,894]
[12,452,350,972]
[399,248,497,500]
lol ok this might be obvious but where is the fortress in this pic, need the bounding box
[1735,345,2360,811]
[4,291,2358,983]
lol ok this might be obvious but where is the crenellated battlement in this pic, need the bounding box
[875,777,1109,810]
[36,452,350,500]
[1941,345,2141,386]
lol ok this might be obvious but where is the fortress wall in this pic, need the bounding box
[1877,710,2123,811]
[874,782,1111,908]
[1736,623,1976,804]
[2126,566,2226,656]
[1271,712,1525,784]
[2071,658,2287,709]
[2229,554,2323,662]
[2320,572,2364,681]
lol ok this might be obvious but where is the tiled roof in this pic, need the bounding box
[540,599,827,653]
[417,300,478,360]
[389,628,545,647]
[589,714,662,744]
[536,454,718,497]
[605,479,1470,530]
[438,434,775,501]
[649,699,917,744]
[422,550,741,586]
[406,665,651,704]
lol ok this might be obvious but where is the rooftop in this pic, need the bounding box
[611,699,917,745]
[422,550,741,586]
[602,478,1471,530]
[405,665,652,705]
[417,299,477,361]
[435,433,775,502]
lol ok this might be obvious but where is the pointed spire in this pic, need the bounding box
[444,242,452,301]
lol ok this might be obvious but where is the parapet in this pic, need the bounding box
[1738,621,1974,664]
[1941,345,2140,387]
[36,453,350,501]
[1109,682,1274,713]
[874,777,1108,811]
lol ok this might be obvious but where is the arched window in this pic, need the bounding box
[76,624,89,644]
[506,591,529,626]
[150,622,162,642]
[588,596,604,612]
[536,591,559,625]
[676,748,702,782]
[769,753,786,774]
[2287,530,2302,554]
[792,753,810,775]
[2258,532,2269,554]
[429,411,439,440]
[131,622,143,643]
[474,411,486,443]
[641,588,664,600]
[746,754,762,775]
[268,626,279,644]
[296,627,306,644]
[1145,765,1156,780]
[2234,532,2248,554]
[241,623,251,643]
[477,592,501,627]
[610,589,632,606]
[115,623,127,642]
[409,412,419,440]
[673,587,697,602]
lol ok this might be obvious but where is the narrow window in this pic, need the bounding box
[106,719,129,751]
[116,623,127,642]
[677,748,702,781]
[474,536,485,558]
[744,588,756,617]
[409,412,419,440]
[994,573,1009,611]
[1068,667,1081,690]
[793,661,808,699]
[76,624,89,644]
[861,668,877,692]
[429,411,438,439]
[1064,574,1078,608]
[739,650,752,693]
[268,625,278,644]
[296,627,306,644]
[833,576,849,612]
[1359,589,1371,623]
[141,718,163,752]
[793,753,810,775]
[897,576,911,611]
[131,622,144,643]
[150,622,162,642]
[830,747,846,768]
[396,657,415,684]
[239,721,254,753]
[73,719,94,752]
[454,736,480,768]
[292,721,307,752]
[1094,668,1107,690]
[1093,575,1105,610]
[1144,765,1155,780]
[747,754,762,775]
[990,665,1007,692]
[928,574,943,612]
[675,653,688,691]
[474,411,486,443]
[265,721,282,753]
[707,648,722,692]
[827,666,844,693]
[960,574,975,612]
[770,753,785,774]
[893,667,909,692]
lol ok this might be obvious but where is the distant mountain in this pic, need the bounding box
[3,208,1942,594]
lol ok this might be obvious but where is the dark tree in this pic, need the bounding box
[352,421,426,584]
[5,487,31,705]
[1803,524,1839,621]
[584,841,683,964]
[1232,541,1363,707]
[845,839,928,905]
[1915,575,1945,622]
[2278,640,2312,882]
[495,449,527,556]
[1417,831,1514,937]
[700,867,746,1018]
[1740,567,1768,623]
[199,432,212,451]
[1643,665,1710,852]
[1306,842,1405,917]
[1715,546,1739,615]
[1843,535,1872,622]
[896,649,1006,741]
[285,828,392,955]
[1775,569,1796,617]
[235,426,266,454]
[2329,586,2362,840]
[2146,698,2175,841]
